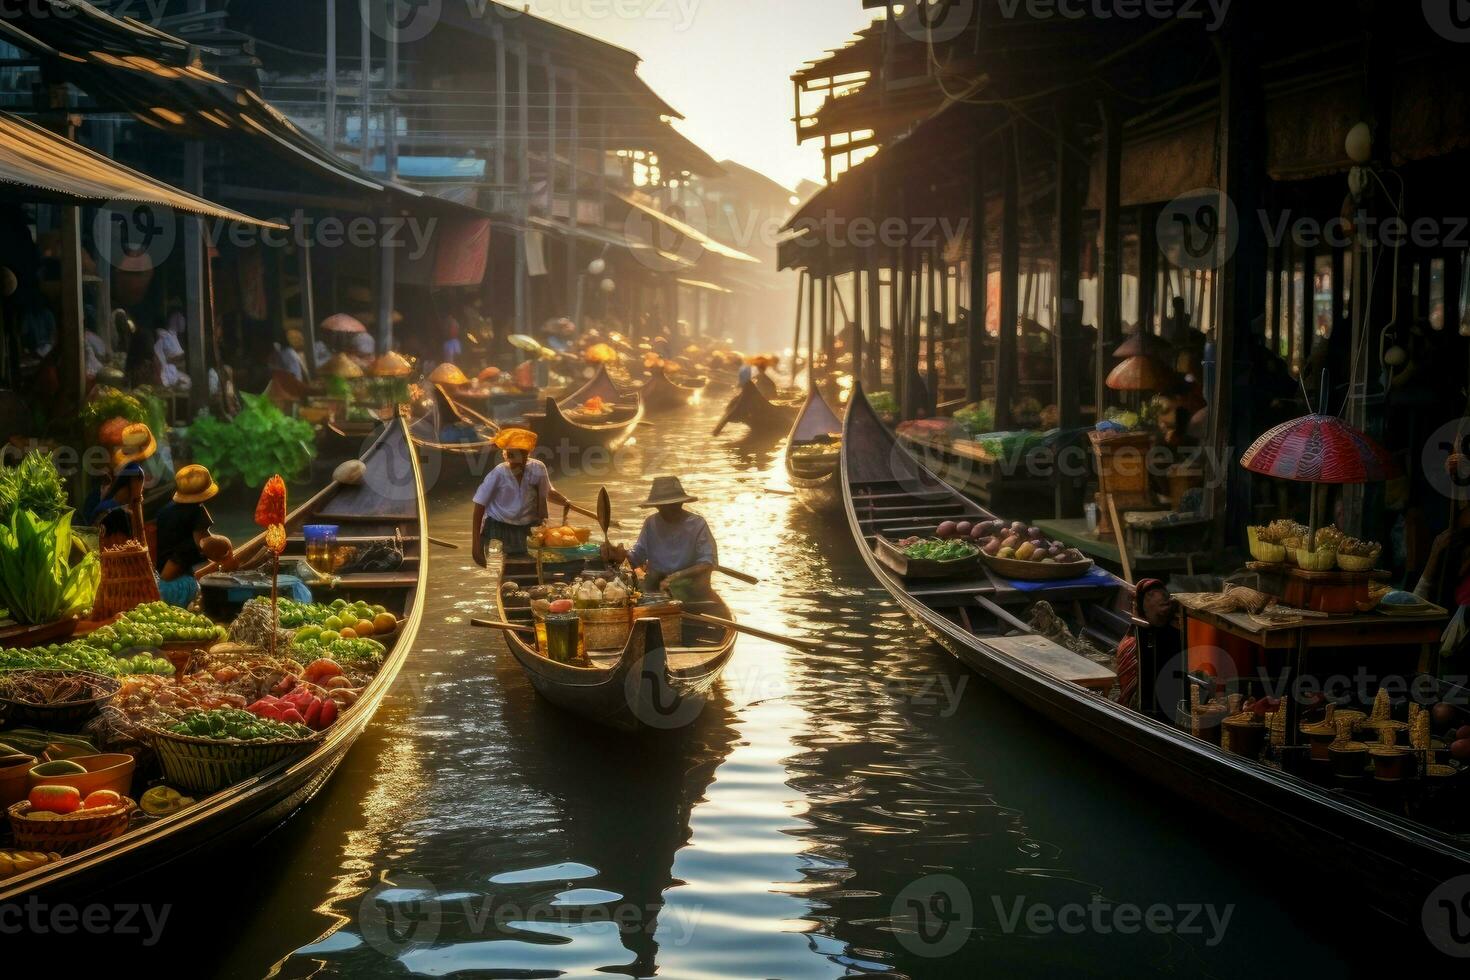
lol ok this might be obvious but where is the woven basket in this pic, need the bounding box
[580,605,635,651]
[0,670,119,730]
[92,541,160,621]
[9,798,133,854]
[145,726,317,794]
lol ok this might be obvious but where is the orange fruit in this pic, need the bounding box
[354,619,376,637]
[339,627,357,639]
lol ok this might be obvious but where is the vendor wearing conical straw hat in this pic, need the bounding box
[155,464,235,607]
[91,422,156,547]
[601,476,717,598]
[470,428,597,563]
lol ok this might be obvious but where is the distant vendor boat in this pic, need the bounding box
[783,388,843,515]
[712,379,798,439]
[639,364,707,414]
[523,365,644,464]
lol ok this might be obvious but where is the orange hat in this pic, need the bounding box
[493,427,538,453]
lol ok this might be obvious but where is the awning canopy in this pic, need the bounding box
[528,214,695,270]
[616,193,760,265]
[0,108,282,227]
[677,278,733,295]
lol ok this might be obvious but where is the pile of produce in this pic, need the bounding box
[0,642,172,677]
[165,708,313,742]
[140,785,195,817]
[952,401,995,437]
[272,597,397,637]
[0,850,64,881]
[229,598,296,650]
[955,519,1088,565]
[893,536,979,562]
[85,602,227,652]
[0,671,115,707]
[246,668,341,730]
[0,451,69,525]
[22,785,126,817]
[531,525,591,550]
[570,576,633,609]
[289,634,385,666]
[790,441,841,460]
[0,729,95,759]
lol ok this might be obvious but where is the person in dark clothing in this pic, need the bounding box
[155,464,234,607]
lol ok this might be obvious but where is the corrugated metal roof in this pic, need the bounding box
[0,108,282,227]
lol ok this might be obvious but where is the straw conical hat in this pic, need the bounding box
[322,352,364,378]
[429,362,470,386]
[1112,331,1172,359]
[370,351,412,377]
[1105,354,1174,392]
[320,313,367,334]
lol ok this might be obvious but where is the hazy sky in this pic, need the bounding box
[530,1,877,191]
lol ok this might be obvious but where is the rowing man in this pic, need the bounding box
[472,427,594,563]
[602,476,717,599]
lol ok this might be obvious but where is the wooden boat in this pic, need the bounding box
[839,385,1470,927]
[523,365,644,463]
[783,388,844,515]
[490,567,738,732]
[408,384,501,483]
[712,379,799,438]
[639,364,707,413]
[0,418,428,904]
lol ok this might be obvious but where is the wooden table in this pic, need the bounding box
[1036,518,1209,576]
[1176,597,1446,752]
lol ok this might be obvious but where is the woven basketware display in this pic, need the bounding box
[91,541,160,621]
[9,797,133,854]
[144,726,317,795]
[0,670,119,730]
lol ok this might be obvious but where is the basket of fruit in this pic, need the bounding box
[972,519,1096,581]
[0,670,119,730]
[531,523,595,559]
[9,788,134,854]
[273,597,400,642]
[85,602,228,656]
[1247,523,1288,564]
[144,708,319,794]
[1336,536,1381,572]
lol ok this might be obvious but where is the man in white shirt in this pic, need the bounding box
[470,428,594,562]
[603,476,717,597]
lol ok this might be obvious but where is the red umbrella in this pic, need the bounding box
[1240,413,1396,551]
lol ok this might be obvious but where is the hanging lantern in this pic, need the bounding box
[588,258,607,276]
[599,278,617,294]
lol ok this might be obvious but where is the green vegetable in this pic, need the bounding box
[85,601,226,650]
[868,391,898,416]
[0,508,99,625]
[901,538,978,562]
[167,708,312,742]
[291,635,385,666]
[183,393,316,490]
[0,451,69,526]
[952,401,995,437]
[0,641,172,676]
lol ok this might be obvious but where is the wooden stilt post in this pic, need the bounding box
[996,125,1020,430]
[967,137,987,404]
[1055,105,1085,516]
[1096,98,1122,413]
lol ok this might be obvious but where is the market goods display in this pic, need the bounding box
[84,602,227,652]
[0,642,172,677]
[0,849,63,881]
[893,536,979,562]
[139,785,194,817]
[0,506,98,626]
[0,671,118,729]
[9,793,133,854]
[273,597,397,637]
[963,519,1089,566]
[290,634,385,666]
[532,524,593,551]
[165,708,312,742]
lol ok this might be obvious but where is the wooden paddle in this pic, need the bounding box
[472,618,535,636]
[712,565,760,585]
[683,610,829,652]
[597,487,612,546]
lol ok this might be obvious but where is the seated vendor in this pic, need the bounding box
[471,428,593,563]
[154,464,234,608]
[602,476,717,600]
[1114,577,1182,716]
[89,423,155,548]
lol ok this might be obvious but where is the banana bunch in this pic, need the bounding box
[0,850,62,880]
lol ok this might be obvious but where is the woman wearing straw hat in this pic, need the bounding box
[153,464,235,608]
[89,422,155,548]
[471,428,595,564]
[601,476,717,598]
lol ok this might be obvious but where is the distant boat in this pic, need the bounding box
[524,365,644,463]
[783,388,843,515]
[711,379,798,438]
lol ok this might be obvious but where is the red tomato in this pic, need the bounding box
[29,785,82,814]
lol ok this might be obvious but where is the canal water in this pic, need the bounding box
[58,398,1381,975]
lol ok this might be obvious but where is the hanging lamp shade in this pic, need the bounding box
[1239,414,1396,484]
[321,353,363,378]
[320,313,368,334]
[1105,354,1175,392]
[1112,331,1172,359]
[369,351,412,377]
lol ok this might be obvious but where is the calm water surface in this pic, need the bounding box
[54,399,1377,975]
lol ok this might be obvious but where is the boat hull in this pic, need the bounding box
[839,385,1470,927]
[712,380,797,438]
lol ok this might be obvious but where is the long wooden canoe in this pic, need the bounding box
[840,385,1470,927]
[0,418,428,905]
[783,388,844,515]
[490,570,738,732]
[408,384,501,483]
[639,364,707,414]
[523,365,644,463]
[712,379,799,438]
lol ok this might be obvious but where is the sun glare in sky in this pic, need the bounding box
[533,1,877,191]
